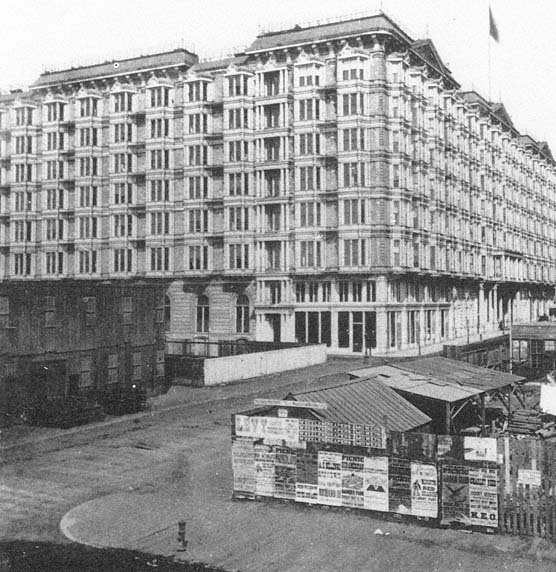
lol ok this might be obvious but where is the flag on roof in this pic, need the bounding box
[489,6,499,42]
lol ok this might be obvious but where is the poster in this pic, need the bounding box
[391,432,436,462]
[437,435,465,461]
[254,443,275,496]
[463,437,497,463]
[410,463,438,517]
[296,448,319,504]
[441,464,469,525]
[517,469,541,487]
[468,466,498,527]
[388,457,412,514]
[235,415,300,444]
[231,437,256,494]
[299,419,327,443]
[274,446,297,499]
[341,454,365,508]
[318,451,342,506]
[540,383,556,416]
[363,456,389,512]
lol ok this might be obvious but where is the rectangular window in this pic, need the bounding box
[132,352,142,381]
[79,357,92,388]
[156,350,165,377]
[188,245,209,270]
[107,354,118,384]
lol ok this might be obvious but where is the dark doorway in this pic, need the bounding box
[308,312,319,344]
[68,374,79,396]
[353,312,363,352]
[365,311,377,349]
[30,360,67,400]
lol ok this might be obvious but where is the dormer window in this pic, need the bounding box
[296,64,322,87]
[340,57,365,81]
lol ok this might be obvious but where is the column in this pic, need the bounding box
[375,276,388,353]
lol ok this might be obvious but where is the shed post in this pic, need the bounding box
[445,402,451,434]
[480,393,486,437]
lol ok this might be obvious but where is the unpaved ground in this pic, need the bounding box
[1,364,555,572]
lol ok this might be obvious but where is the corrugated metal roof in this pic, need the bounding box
[247,14,411,53]
[398,356,524,390]
[349,357,523,404]
[291,376,431,432]
[33,49,198,88]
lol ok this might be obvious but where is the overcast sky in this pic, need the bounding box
[2,0,555,148]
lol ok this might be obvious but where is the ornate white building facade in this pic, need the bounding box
[0,14,554,355]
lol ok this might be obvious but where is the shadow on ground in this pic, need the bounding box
[0,541,229,572]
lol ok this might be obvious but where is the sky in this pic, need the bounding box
[1,0,555,148]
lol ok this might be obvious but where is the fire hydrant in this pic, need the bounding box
[177,520,187,551]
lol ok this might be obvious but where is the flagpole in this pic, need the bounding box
[488,3,492,102]
[488,24,491,102]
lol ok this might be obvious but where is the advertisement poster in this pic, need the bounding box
[363,456,389,512]
[235,415,300,444]
[517,469,542,487]
[318,451,342,506]
[296,449,319,504]
[232,437,256,494]
[388,457,412,514]
[341,454,365,508]
[254,443,275,496]
[441,464,470,525]
[463,437,497,463]
[299,419,326,443]
[274,446,297,499]
[468,466,498,527]
[410,463,438,517]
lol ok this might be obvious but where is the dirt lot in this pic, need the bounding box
[1,362,555,571]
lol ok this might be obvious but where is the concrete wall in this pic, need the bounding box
[203,344,327,386]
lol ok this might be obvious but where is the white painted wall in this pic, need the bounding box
[203,344,327,385]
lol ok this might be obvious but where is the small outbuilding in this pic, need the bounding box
[349,356,525,435]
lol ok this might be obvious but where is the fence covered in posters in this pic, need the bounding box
[231,413,556,540]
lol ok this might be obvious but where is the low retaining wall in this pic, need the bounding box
[203,344,327,386]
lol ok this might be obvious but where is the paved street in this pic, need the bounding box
[2,359,556,571]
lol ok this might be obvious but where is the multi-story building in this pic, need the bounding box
[0,13,555,358]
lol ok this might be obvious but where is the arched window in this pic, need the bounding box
[163,295,171,330]
[236,295,249,334]
[196,295,209,333]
